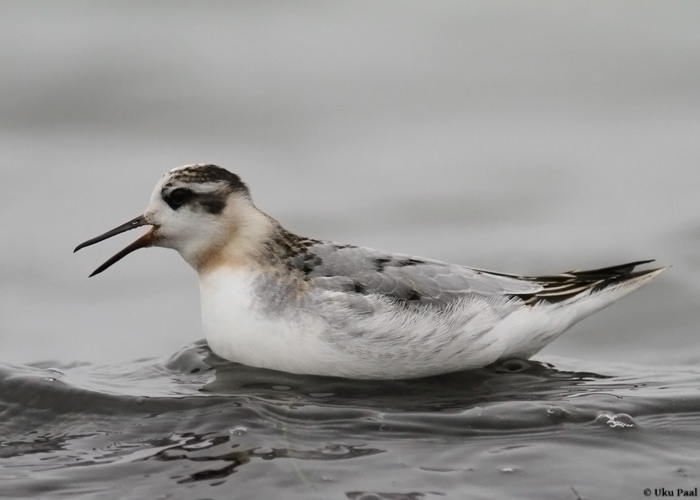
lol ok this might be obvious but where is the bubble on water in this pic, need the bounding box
[43,367,65,382]
[595,412,636,429]
[229,425,248,436]
[546,406,571,422]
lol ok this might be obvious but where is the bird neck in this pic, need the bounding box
[188,209,316,277]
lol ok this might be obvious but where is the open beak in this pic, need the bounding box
[74,215,154,277]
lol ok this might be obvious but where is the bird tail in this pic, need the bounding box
[516,260,666,306]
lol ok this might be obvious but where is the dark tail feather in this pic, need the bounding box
[516,260,665,305]
[565,259,658,279]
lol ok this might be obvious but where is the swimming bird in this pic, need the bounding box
[75,164,664,379]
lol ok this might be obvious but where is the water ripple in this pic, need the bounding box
[2,341,700,499]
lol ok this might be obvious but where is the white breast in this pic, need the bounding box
[198,268,346,374]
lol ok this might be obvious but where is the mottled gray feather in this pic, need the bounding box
[289,242,542,308]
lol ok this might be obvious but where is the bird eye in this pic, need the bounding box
[165,188,194,210]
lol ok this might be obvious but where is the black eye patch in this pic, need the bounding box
[198,193,227,214]
[163,188,194,210]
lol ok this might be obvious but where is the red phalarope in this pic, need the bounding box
[75,164,664,379]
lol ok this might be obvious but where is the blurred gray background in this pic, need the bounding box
[2,1,699,367]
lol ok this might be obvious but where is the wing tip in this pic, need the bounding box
[517,259,666,305]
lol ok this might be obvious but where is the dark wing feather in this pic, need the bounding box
[506,259,661,305]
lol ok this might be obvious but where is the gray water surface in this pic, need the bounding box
[2,345,700,499]
[2,2,700,499]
